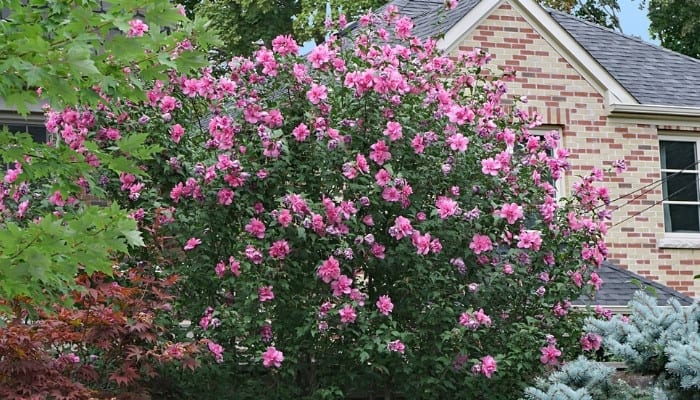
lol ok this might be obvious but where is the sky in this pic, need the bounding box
[618,0,657,43]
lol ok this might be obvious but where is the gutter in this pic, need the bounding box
[609,103,700,121]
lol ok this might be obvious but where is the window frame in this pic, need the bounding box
[657,134,700,248]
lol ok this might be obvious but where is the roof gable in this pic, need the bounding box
[387,0,700,108]
[548,9,700,107]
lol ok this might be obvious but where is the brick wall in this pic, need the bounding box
[450,1,700,297]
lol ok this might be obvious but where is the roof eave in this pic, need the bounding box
[609,103,700,122]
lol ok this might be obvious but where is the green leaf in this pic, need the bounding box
[121,230,145,247]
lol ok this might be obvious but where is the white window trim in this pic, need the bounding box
[658,133,700,248]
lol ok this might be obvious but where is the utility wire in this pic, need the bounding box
[601,158,700,213]
[609,176,699,230]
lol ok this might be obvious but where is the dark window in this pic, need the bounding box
[660,140,700,233]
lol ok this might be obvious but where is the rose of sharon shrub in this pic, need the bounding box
[31,5,615,399]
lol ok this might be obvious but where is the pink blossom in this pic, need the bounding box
[375,169,391,186]
[446,133,469,152]
[411,231,431,255]
[517,230,542,251]
[317,256,341,283]
[369,140,392,165]
[183,237,201,251]
[588,271,604,291]
[215,261,226,278]
[447,105,475,125]
[480,355,497,378]
[292,123,310,141]
[307,43,333,68]
[498,203,524,225]
[331,274,353,297]
[394,16,414,39]
[269,240,290,260]
[339,304,357,324]
[245,218,266,239]
[217,188,234,205]
[262,346,284,368]
[435,196,459,219]
[49,191,65,207]
[170,124,185,143]
[387,340,405,354]
[376,295,394,316]
[229,256,241,276]
[371,243,385,259]
[258,286,275,302]
[469,234,493,255]
[474,308,492,327]
[383,121,403,141]
[277,209,292,227]
[271,34,299,56]
[207,341,224,363]
[390,216,414,240]
[481,157,502,176]
[127,19,149,37]
[539,344,561,365]
[580,333,602,352]
[306,83,328,105]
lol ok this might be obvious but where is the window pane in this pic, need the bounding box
[661,141,696,170]
[663,172,698,201]
[665,204,700,232]
[27,125,47,143]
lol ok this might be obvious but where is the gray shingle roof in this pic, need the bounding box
[386,0,700,107]
[547,9,700,107]
[575,262,694,307]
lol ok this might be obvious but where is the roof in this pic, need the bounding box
[385,0,700,107]
[547,9,700,107]
[575,262,694,307]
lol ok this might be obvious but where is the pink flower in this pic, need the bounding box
[49,191,65,207]
[277,209,292,227]
[127,19,149,38]
[371,243,385,259]
[539,344,561,365]
[435,196,459,219]
[258,286,275,302]
[207,341,224,363]
[306,83,328,105]
[481,157,502,176]
[411,231,431,255]
[262,346,284,368]
[245,218,266,239]
[292,123,310,141]
[588,272,604,291]
[387,339,405,354]
[447,105,475,125]
[580,333,602,352]
[217,188,234,205]
[498,203,524,225]
[271,34,299,56]
[446,133,469,152]
[480,355,497,378]
[390,216,414,240]
[269,240,290,260]
[369,140,392,165]
[170,124,185,143]
[339,304,357,324]
[376,295,394,316]
[517,230,542,251]
[469,234,493,255]
[317,256,341,283]
[383,121,403,141]
[395,17,413,39]
[331,274,353,297]
[183,237,201,251]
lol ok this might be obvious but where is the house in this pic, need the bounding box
[385,0,700,300]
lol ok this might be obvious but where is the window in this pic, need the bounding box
[529,126,565,197]
[660,138,700,233]
[1,122,47,143]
